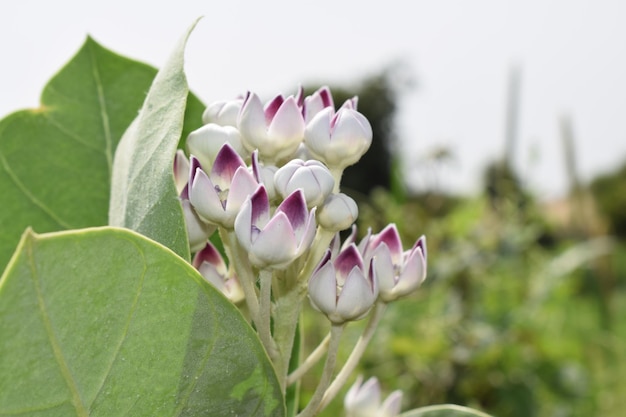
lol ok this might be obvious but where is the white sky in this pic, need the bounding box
[2,0,625,199]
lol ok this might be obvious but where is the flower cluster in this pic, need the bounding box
[174,86,427,417]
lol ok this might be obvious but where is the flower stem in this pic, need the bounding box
[319,302,387,409]
[222,229,259,321]
[272,286,304,392]
[258,269,278,359]
[297,324,344,417]
[287,332,331,386]
[330,168,344,193]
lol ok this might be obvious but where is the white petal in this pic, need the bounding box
[317,193,358,231]
[173,150,190,195]
[233,194,254,251]
[249,211,298,268]
[380,390,403,417]
[181,199,214,252]
[186,124,244,171]
[223,167,259,225]
[372,245,397,297]
[238,92,269,152]
[304,107,333,160]
[189,169,228,226]
[308,261,338,316]
[336,267,375,321]
[394,248,427,298]
[267,97,305,145]
[202,98,243,126]
[294,208,317,257]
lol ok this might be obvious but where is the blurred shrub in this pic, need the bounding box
[590,162,626,239]
[301,188,625,417]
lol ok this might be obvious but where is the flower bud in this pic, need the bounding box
[274,159,335,208]
[238,92,305,163]
[344,375,403,417]
[304,106,372,170]
[188,144,258,229]
[202,97,244,126]
[180,187,216,252]
[317,193,358,231]
[362,224,427,302]
[302,86,334,123]
[193,242,244,303]
[186,123,247,171]
[234,186,317,269]
[308,244,378,324]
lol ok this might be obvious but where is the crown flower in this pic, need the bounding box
[238,91,305,163]
[188,144,258,229]
[308,244,378,324]
[234,186,317,269]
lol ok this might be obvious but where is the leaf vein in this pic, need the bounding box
[27,236,89,417]
[0,399,71,415]
[44,112,104,153]
[0,149,72,229]
[89,237,148,410]
[172,291,219,416]
[88,42,114,180]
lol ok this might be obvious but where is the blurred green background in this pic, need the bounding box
[298,70,626,417]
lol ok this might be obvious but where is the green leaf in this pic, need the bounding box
[0,227,284,416]
[109,20,199,261]
[400,404,494,417]
[0,37,158,271]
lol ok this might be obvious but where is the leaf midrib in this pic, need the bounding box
[27,235,89,417]
[88,40,114,181]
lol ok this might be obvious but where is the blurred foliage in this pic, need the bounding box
[590,162,626,239]
[300,188,625,417]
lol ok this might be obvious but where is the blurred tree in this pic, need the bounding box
[590,161,626,239]
[483,160,529,212]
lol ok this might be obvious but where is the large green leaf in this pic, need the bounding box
[0,37,158,271]
[400,404,494,417]
[109,20,199,261]
[0,227,284,416]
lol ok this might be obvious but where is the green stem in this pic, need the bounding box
[287,332,330,386]
[272,287,304,393]
[319,302,387,410]
[330,167,344,193]
[258,269,278,359]
[222,229,259,322]
[297,324,344,417]
[272,226,336,391]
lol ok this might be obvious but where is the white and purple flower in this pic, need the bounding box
[361,224,427,302]
[308,243,378,324]
[193,242,244,303]
[234,186,317,269]
[304,105,372,170]
[237,91,305,163]
[188,143,258,229]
